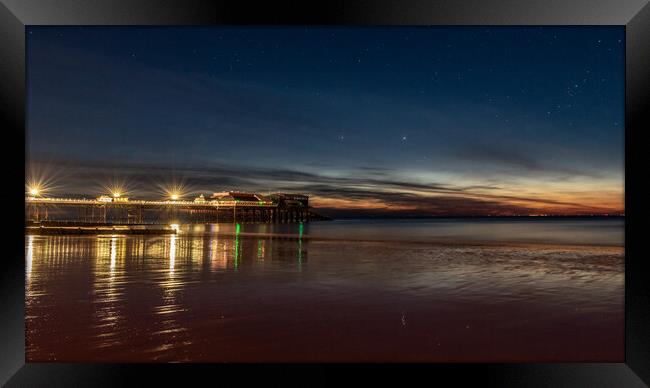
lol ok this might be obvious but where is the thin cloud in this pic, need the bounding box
[456,143,605,179]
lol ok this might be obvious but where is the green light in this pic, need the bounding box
[297,239,302,269]
[234,238,240,268]
[297,222,303,270]
[257,240,263,259]
[233,223,241,270]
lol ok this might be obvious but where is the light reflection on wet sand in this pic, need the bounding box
[25,219,623,362]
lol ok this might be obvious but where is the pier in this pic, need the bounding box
[25,191,324,225]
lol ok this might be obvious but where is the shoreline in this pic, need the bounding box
[25,228,623,250]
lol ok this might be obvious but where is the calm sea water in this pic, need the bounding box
[25,218,624,362]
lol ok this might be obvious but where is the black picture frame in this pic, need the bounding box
[2,1,649,386]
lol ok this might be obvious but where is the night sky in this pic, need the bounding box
[26,27,624,217]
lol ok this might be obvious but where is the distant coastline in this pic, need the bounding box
[319,214,625,221]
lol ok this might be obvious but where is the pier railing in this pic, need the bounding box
[25,196,313,224]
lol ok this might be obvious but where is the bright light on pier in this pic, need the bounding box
[26,182,44,197]
[160,181,187,202]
